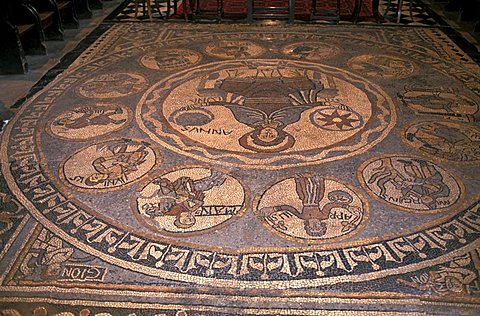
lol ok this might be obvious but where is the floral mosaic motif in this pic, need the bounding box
[309,107,364,131]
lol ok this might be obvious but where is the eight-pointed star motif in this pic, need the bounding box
[314,109,362,131]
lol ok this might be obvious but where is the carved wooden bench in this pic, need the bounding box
[0,1,47,74]
[0,0,79,74]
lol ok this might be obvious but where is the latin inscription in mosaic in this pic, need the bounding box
[359,156,461,212]
[139,59,394,169]
[2,25,480,293]
[256,175,367,243]
[134,167,246,235]
[61,139,158,190]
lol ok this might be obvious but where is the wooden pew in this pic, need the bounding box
[2,2,47,54]
[0,0,79,74]
[0,19,29,74]
[0,3,44,73]
[57,0,80,28]
[28,0,64,40]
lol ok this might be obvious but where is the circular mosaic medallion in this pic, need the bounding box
[61,139,158,191]
[204,40,264,59]
[140,49,202,71]
[138,59,395,169]
[398,86,479,116]
[348,54,416,79]
[47,103,131,140]
[358,156,462,212]
[255,175,367,243]
[134,167,246,235]
[77,73,147,99]
[282,42,341,61]
[404,121,480,162]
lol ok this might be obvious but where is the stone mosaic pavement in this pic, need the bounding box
[0,22,479,315]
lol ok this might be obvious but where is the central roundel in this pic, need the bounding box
[138,60,395,169]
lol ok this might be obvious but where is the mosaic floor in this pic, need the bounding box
[1,22,480,314]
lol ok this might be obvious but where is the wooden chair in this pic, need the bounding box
[310,0,340,23]
[185,0,223,22]
[247,0,295,23]
[134,0,163,20]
